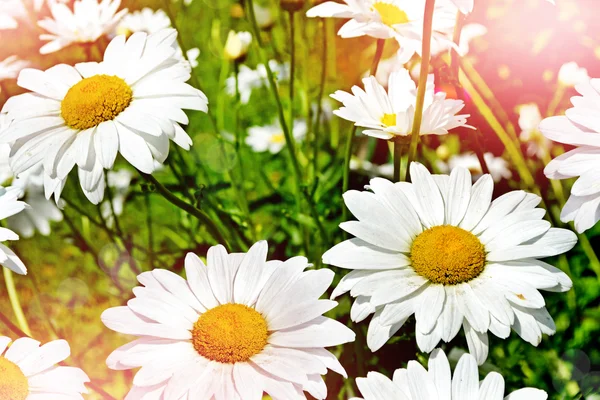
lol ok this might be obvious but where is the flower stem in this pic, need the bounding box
[312,20,328,183]
[342,126,357,223]
[371,39,385,76]
[3,268,31,336]
[406,0,437,181]
[289,11,296,131]
[393,141,404,181]
[139,172,232,250]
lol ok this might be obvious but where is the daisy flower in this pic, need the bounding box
[331,68,471,141]
[323,162,576,364]
[0,336,89,399]
[115,7,170,36]
[38,0,128,54]
[0,56,30,82]
[0,29,208,204]
[0,185,28,274]
[226,60,290,104]
[306,0,457,63]
[557,61,589,88]
[518,103,550,159]
[246,119,307,154]
[351,349,548,400]
[539,77,600,233]
[102,241,355,399]
[437,152,512,183]
[0,0,29,30]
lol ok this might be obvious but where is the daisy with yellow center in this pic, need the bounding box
[0,29,208,204]
[331,68,472,141]
[246,119,307,154]
[102,241,355,399]
[0,186,28,275]
[323,163,577,365]
[307,0,457,63]
[0,336,89,399]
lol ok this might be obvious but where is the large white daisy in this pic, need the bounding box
[0,336,89,399]
[0,56,30,82]
[323,162,576,364]
[0,29,208,204]
[0,185,28,274]
[38,0,128,54]
[331,68,471,141]
[102,241,355,399]
[351,349,548,400]
[306,0,457,63]
[539,77,600,233]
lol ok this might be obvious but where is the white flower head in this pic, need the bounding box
[102,241,355,399]
[254,3,275,29]
[539,77,600,233]
[0,185,29,274]
[332,68,472,141]
[352,349,548,400]
[226,60,290,104]
[558,61,589,87]
[0,56,30,82]
[246,119,307,154]
[323,163,576,365]
[115,7,170,36]
[307,0,457,63]
[224,30,253,61]
[38,0,128,54]
[438,152,512,183]
[1,29,208,205]
[0,336,89,398]
[0,0,30,30]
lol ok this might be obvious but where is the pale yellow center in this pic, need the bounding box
[61,74,133,130]
[381,113,397,127]
[410,225,486,285]
[270,133,286,144]
[192,304,268,363]
[372,2,410,27]
[0,357,28,400]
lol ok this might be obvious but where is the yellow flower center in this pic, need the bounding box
[0,357,28,400]
[191,304,268,364]
[270,133,286,144]
[381,113,397,127]
[61,74,133,130]
[372,2,410,27]
[410,225,486,285]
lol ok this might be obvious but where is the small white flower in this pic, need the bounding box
[539,77,600,233]
[254,3,275,29]
[332,68,472,141]
[352,349,548,400]
[246,119,307,154]
[438,152,512,183]
[224,30,253,61]
[38,0,128,54]
[307,0,457,63]
[324,162,576,364]
[558,61,589,87]
[226,60,290,104]
[102,241,355,399]
[0,0,29,30]
[0,56,29,82]
[1,30,208,204]
[115,7,170,36]
[518,103,550,158]
[0,336,89,398]
[0,185,28,274]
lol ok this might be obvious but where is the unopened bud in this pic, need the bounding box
[224,31,252,61]
[280,0,305,13]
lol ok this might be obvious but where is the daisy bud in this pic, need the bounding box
[280,0,305,13]
[254,3,275,30]
[224,30,253,62]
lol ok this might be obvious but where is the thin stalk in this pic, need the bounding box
[393,141,404,182]
[140,172,231,250]
[371,39,385,76]
[3,268,31,336]
[547,85,566,117]
[342,126,357,223]
[313,20,328,180]
[103,174,123,237]
[406,0,437,180]
[0,309,27,337]
[289,11,296,131]
[144,192,155,270]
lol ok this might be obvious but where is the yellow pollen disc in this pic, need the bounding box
[381,113,397,127]
[270,133,286,144]
[0,357,28,400]
[61,74,133,130]
[410,225,486,285]
[192,304,268,364]
[372,3,410,27]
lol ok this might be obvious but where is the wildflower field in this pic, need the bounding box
[0,0,599,398]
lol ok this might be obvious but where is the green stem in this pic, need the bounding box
[313,20,328,181]
[406,0,436,180]
[393,141,404,182]
[140,172,231,250]
[4,268,31,336]
[289,11,296,131]
[144,193,155,270]
[342,126,357,224]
